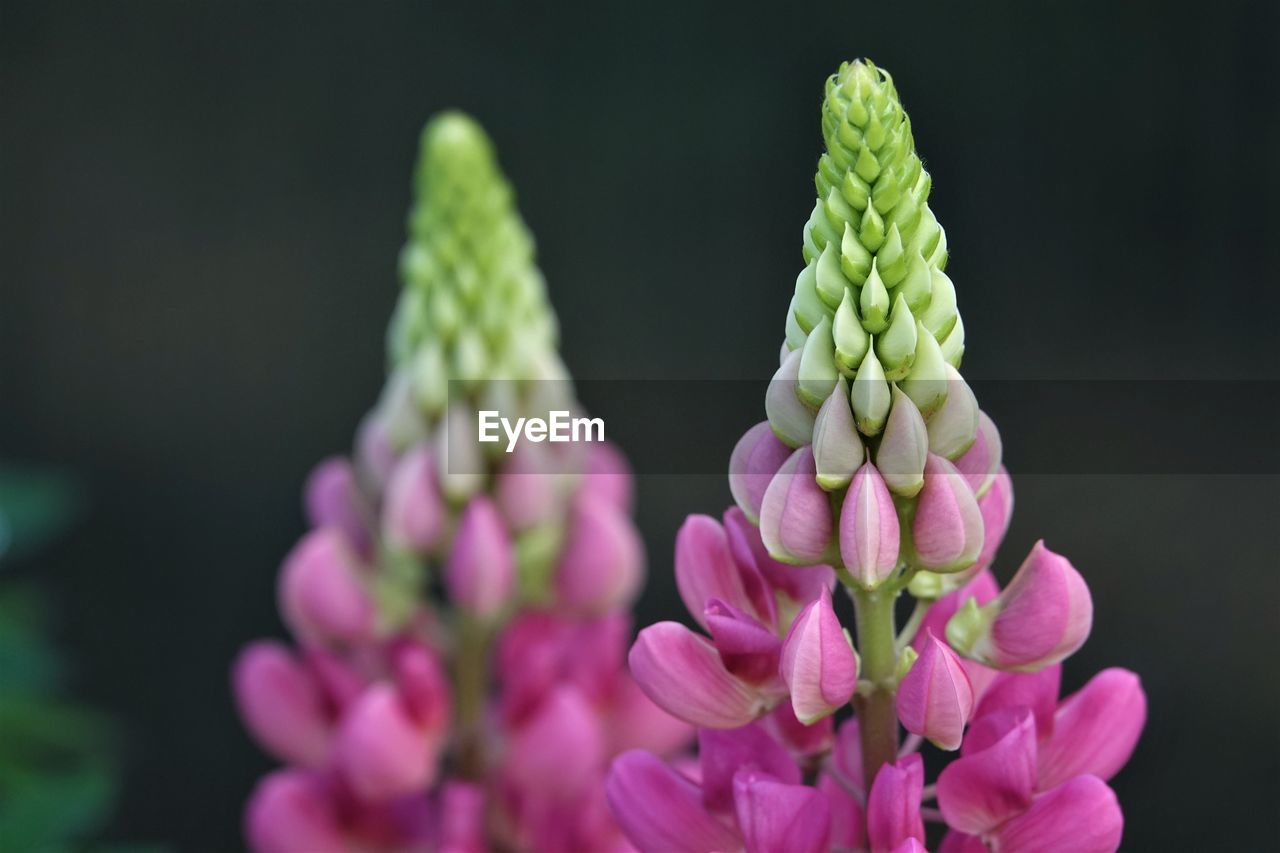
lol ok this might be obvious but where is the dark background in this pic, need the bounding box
[3,1,1278,850]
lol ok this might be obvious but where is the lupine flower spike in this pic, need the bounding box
[609,60,1145,852]
[233,113,689,852]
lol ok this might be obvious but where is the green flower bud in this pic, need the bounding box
[798,316,839,407]
[921,268,958,341]
[940,313,966,369]
[833,288,870,375]
[813,377,863,491]
[926,365,980,459]
[850,344,891,436]
[840,222,872,284]
[793,262,825,334]
[768,349,817,447]
[816,242,851,310]
[860,260,891,334]
[900,322,950,418]
[860,201,886,252]
[876,222,907,286]
[895,251,933,314]
[876,293,918,381]
[785,299,808,351]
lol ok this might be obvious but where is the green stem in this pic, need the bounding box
[895,596,933,653]
[453,615,490,779]
[851,584,900,785]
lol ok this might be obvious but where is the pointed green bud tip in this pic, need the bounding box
[391,111,559,412]
[777,60,972,396]
[944,596,994,659]
[895,645,920,683]
[850,345,891,436]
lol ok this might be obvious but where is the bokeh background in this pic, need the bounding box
[3,1,1278,850]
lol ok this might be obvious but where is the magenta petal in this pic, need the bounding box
[277,528,374,646]
[985,540,1093,670]
[580,439,635,514]
[381,445,445,552]
[232,641,331,767]
[629,622,768,728]
[607,675,696,757]
[831,717,865,794]
[730,421,794,523]
[334,684,439,801]
[759,446,834,564]
[911,453,984,572]
[305,456,373,555]
[677,514,771,629]
[818,772,866,851]
[937,706,1036,835]
[733,770,831,853]
[705,598,784,684]
[724,506,832,611]
[839,461,901,587]
[991,775,1124,853]
[444,496,515,618]
[953,410,1002,497]
[699,722,801,813]
[388,639,452,730]
[973,664,1062,737]
[1038,668,1146,789]
[890,841,927,853]
[779,587,858,724]
[439,781,487,853]
[244,770,347,853]
[896,630,974,751]
[605,750,742,853]
[764,700,835,757]
[506,686,605,797]
[938,830,987,852]
[555,496,644,614]
[866,754,925,853]
[971,467,1013,573]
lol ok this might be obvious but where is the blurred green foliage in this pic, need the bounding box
[0,465,117,852]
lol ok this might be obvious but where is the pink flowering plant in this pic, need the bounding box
[232,113,690,852]
[608,60,1146,852]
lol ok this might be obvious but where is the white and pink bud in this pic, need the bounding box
[909,454,984,573]
[760,446,834,565]
[895,630,975,750]
[876,386,928,497]
[381,444,445,553]
[555,495,644,614]
[953,410,1002,498]
[444,496,515,619]
[277,528,374,646]
[728,420,793,523]
[838,460,901,588]
[946,540,1093,671]
[779,587,859,723]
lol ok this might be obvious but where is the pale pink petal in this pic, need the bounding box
[779,587,858,724]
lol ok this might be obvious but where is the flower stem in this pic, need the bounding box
[454,615,490,779]
[851,584,900,785]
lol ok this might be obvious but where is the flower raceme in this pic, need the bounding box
[232,113,689,852]
[608,60,1145,852]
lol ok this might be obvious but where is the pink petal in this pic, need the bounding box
[381,445,445,553]
[555,496,644,614]
[953,410,1002,497]
[1037,668,1146,789]
[334,683,439,801]
[232,641,331,767]
[277,527,374,646]
[444,496,515,618]
[244,770,347,853]
[759,446,834,564]
[985,541,1093,670]
[866,754,925,853]
[677,514,772,630]
[388,638,452,730]
[839,461,901,587]
[699,722,801,813]
[439,781,487,853]
[779,587,858,724]
[971,466,1013,574]
[493,440,560,532]
[938,830,986,852]
[818,771,866,851]
[937,707,1036,835]
[896,630,974,751]
[764,700,835,757]
[831,716,865,794]
[991,775,1123,853]
[723,506,832,612]
[506,686,605,798]
[705,598,784,685]
[733,770,831,853]
[730,421,794,522]
[629,622,769,728]
[305,456,373,556]
[606,676,696,757]
[911,454,984,572]
[973,663,1062,738]
[580,439,635,514]
[605,750,742,853]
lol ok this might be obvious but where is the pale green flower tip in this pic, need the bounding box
[944,597,993,660]
[876,293,917,381]
[850,344,891,436]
